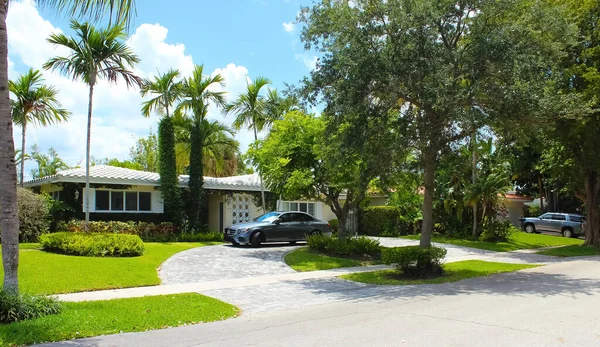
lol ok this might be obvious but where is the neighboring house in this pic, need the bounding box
[25,165,385,231]
[498,192,534,227]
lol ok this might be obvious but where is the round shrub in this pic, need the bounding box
[17,187,50,242]
[360,206,415,236]
[0,291,62,324]
[382,246,447,278]
[39,232,145,257]
[307,235,381,258]
[479,220,515,242]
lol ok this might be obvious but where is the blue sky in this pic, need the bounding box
[8,0,316,179]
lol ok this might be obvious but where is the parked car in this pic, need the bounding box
[224,211,332,247]
[519,213,585,238]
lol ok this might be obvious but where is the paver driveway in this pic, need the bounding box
[159,243,301,284]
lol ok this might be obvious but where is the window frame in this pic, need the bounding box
[94,190,153,213]
[279,200,317,216]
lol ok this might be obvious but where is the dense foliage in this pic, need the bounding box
[0,291,62,324]
[360,206,415,237]
[16,188,49,242]
[158,117,183,226]
[40,232,145,257]
[382,246,447,278]
[306,234,381,259]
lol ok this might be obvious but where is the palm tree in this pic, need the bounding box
[263,89,300,128]
[29,145,69,179]
[0,0,136,295]
[9,69,69,186]
[224,77,271,212]
[173,114,240,177]
[140,69,184,225]
[44,20,142,223]
[177,65,226,229]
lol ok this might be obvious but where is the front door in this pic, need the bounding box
[219,202,224,232]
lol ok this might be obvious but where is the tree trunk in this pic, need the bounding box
[583,171,600,247]
[420,148,437,248]
[19,118,26,186]
[84,81,95,224]
[188,117,204,229]
[0,2,20,293]
[471,132,478,238]
[538,175,544,212]
[252,121,267,213]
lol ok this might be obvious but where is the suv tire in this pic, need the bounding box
[562,228,574,238]
[524,224,536,233]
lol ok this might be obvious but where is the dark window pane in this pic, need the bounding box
[295,213,313,222]
[308,203,315,216]
[95,190,109,211]
[111,191,124,211]
[139,192,151,211]
[279,213,293,222]
[126,192,138,211]
[570,215,582,222]
[299,203,308,213]
[552,214,566,221]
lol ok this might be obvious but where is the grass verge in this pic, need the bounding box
[0,293,239,346]
[537,245,600,257]
[340,260,539,285]
[402,232,582,252]
[284,247,379,272]
[0,242,217,295]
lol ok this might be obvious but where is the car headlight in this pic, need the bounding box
[236,228,250,235]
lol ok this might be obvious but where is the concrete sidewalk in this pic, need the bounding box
[56,264,392,302]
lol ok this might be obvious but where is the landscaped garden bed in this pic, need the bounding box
[0,293,239,347]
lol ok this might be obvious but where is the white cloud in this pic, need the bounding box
[282,22,295,33]
[295,53,318,70]
[8,0,255,179]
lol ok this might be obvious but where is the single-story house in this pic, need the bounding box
[25,165,387,231]
[498,192,534,227]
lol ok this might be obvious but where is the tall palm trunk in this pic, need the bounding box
[252,117,266,213]
[0,2,20,294]
[20,118,26,186]
[188,117,204,229]
[84,80,96,223]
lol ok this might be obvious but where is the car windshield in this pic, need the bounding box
[254,212,281,222]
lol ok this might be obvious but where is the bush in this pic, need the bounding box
[0,291,62,324]
[307,234,381,258]
[40,232,145,257]
[382,246,447,278]
[360,206,414,236]
[60,220,179,242]
[17,188,50,242]
[178,231,224,242]
[479,220,515,242]
[328,219,339,233]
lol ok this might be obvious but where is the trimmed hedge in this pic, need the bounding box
[307,234,381,259]
[0,291,62,324]
[382,246,447,278]
[17,188,50,242]
[360,206,415,237]
[479,220,515,242]
[40,232,145,257]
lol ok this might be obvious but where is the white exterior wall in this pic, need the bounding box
[499,199,527,228]
[224,193,262,227]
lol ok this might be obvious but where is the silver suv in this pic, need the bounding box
[520,213,585,238]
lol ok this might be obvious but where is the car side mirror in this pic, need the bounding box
[274,218,282,225]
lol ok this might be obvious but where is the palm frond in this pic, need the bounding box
[37,0,137,29]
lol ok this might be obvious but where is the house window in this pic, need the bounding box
[96,190,152,212]
[50,191,60,201]
[279,200,317,216]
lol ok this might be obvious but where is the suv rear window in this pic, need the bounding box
[570,215,584,223]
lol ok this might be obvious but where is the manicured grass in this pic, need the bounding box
[284,247,378,272]
[341,260,539,285]
[0,242,217,295]
[0,293,239,346]
[19,243,41,250]
[402,232,583,252]
[537,245,600,257]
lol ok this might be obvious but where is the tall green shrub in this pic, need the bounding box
[17,188,49,242]
[187,118,204,230]
[360,206,414,236]
[158,117,183,226]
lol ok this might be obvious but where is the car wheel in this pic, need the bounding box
[524,224,535,233]
[562,228,574,238]
[251,232,262,248]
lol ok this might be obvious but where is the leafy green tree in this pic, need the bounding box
[9,69,69,186]
[300,0,569,247]
[225,77,271,212]
[177,65,226,229]
[0,0,136,295]
[140,69,184,225]
[129,132,159,172]
[29,145,70,179]
[173,114,240,177]
[44,20,141,223]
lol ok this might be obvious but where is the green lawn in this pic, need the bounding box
[341,260,539,285]
[402,232,583,252]
[0,293,239,346]
[284,247,378,272]
[537,245,600,257]
[0,242,217,295]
